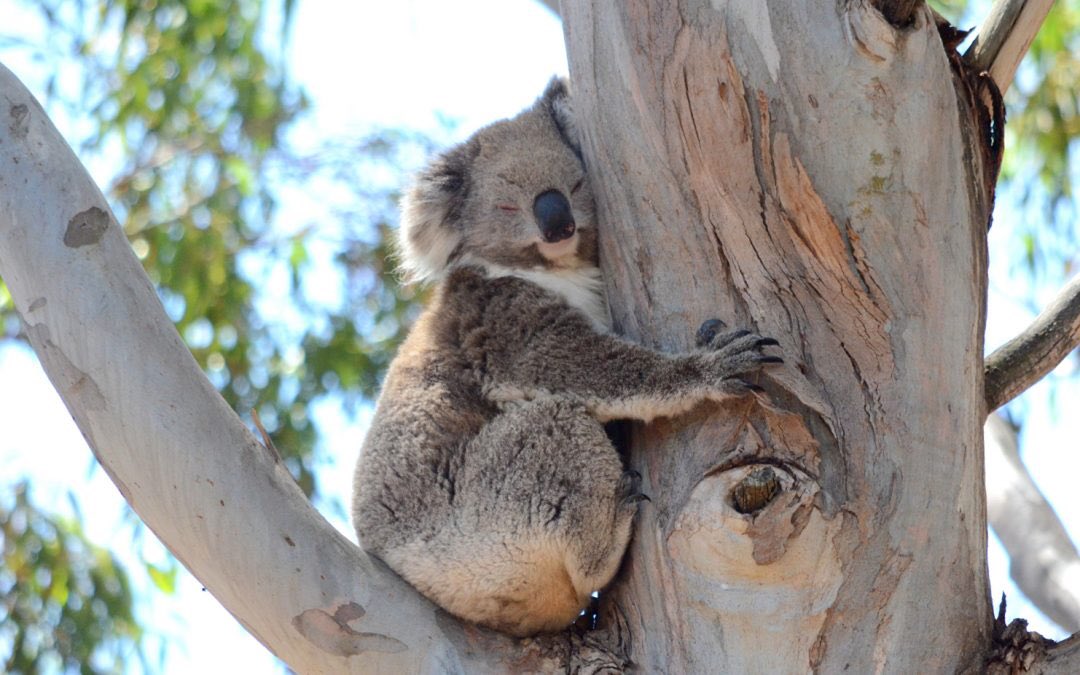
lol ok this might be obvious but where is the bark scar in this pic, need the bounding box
[292,602,408,656]
[9,103,29,138]
[64,206,111,248]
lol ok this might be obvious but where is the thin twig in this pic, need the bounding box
[965,0,1054,95]
[251,408,283,463]
[985,274,1080,412]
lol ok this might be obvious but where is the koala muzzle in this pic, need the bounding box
[533,189,576,243]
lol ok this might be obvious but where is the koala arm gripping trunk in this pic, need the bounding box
[474,284,780,423]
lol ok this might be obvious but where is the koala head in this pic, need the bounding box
[397,78,597,283]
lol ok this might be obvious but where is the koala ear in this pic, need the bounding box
[397,139,477,283]
[540,76,583,159]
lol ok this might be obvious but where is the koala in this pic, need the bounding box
[352,78,782,637]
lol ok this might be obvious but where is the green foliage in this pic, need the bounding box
[1,483,141,674]
[1003,1,1080,232]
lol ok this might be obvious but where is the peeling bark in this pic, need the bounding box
[563,1,991,670]
[987,612,1080,674]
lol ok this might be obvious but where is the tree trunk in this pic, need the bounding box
[4,1,1080,672]
[562,1,992,671]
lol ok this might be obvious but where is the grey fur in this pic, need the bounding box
[353,79,782,637]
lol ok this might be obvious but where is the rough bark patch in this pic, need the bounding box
[64,206,110,248]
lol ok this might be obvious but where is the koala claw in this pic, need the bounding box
[758,355,784,365]
[623,492,651,505]
[755,337,780,348]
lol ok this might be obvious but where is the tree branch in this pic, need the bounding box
[1042,633,1080,673]
[985,415,1080,633]
[984,274,1080,412]
[966,0,1055,94]
[0,62,447,672]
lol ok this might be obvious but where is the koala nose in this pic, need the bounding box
[533,190,576,243]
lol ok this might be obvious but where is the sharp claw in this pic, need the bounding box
[741,380,766,392]
[755,337,780,348]
[624,493,651,504]
[758,355,784,365]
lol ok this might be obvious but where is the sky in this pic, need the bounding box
[0,0,1077,672]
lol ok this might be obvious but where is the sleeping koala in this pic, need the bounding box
[352,79,782,637]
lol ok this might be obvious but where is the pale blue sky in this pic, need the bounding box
[0,1,1076,672]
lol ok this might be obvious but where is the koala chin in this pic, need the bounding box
[352,78,782,637]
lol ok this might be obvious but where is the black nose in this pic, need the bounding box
[533,189,576,243]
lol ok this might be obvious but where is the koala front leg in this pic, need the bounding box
[484,312,781,423]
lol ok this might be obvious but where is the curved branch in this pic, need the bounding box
[965,0,1054,94]
[0,62,447,672]
[0,62,625,672]
[985,415,1080,633]
[985,274,1080,412]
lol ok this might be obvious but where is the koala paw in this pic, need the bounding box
[696,322,783,395]
[696,318,780,352]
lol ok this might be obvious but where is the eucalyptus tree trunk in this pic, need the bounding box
[561,2,992,671]
[4,0,1080,673]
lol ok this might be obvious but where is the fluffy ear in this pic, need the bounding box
[540,76,583,158]
[396,139,477,283]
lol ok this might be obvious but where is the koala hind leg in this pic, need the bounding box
[416,400,636,637]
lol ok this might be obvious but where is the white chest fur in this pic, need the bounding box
[465,260,612,332]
